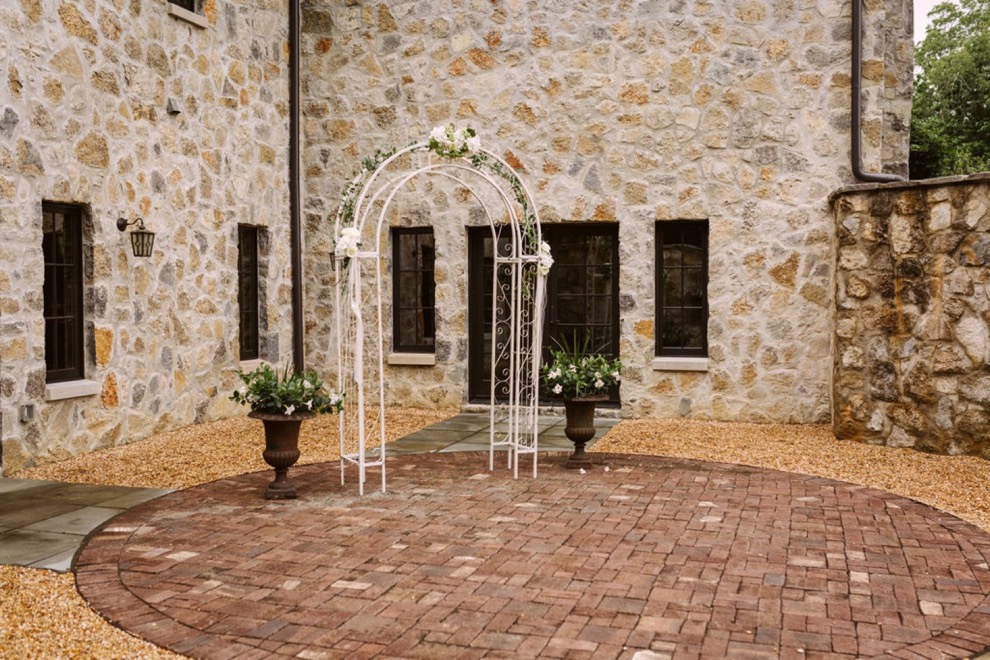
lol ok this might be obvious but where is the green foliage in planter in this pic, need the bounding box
[541,335,622,400]
[231,364,344,416]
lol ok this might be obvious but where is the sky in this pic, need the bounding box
[914,0,953,42]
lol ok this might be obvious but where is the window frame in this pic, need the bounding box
[655,220,709,358]
[391,226,436,354]
[166,0,208,29]
[237,225,261,362]
[43,202,86,383]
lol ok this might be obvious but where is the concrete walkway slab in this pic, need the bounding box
[0,480,172,571]
[0,529,82,567]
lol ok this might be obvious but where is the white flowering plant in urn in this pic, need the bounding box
[541,336,621,400]
[231,363,344,417]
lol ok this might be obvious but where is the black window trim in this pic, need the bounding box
[655,219,709,358]
[167,0,197,12]
[166,0,208,29]
[391,226,436,354]
[237,224,261,362]
[43,201,86,383]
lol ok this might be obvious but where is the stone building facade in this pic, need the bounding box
[1,0,920,472]
[0,1,293,472]
[833,175,990,456]
[301,0,913,422]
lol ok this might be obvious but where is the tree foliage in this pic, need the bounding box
[910,0,990,178]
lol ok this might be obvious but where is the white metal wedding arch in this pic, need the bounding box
[329,127,548,494]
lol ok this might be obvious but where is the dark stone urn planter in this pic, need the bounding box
[562,395,608,469]
[249,410,314,499]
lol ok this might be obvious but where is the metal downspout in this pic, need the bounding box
[289,0,305,371]
[851,0,905,183]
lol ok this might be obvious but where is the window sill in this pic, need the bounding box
[238,359,265,372]
[387,353,436,366]
[652,357,709,372]
[45,379,101,401]
[167,4,209,29]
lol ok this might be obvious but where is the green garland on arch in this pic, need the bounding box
[332,124,541,252]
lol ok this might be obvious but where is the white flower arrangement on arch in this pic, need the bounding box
[428,123,481,158]
[332,124,549,266]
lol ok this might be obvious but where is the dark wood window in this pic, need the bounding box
[168,0,196,11]
[238,225,260,361]
[392,228,436,353]
[656,220,708,356]
[43,202,85,383]
[468,224,620,403]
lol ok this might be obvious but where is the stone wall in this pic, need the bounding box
[0,0,919,470]
[0,0,292,471]
[832,174,990,456]
[301,0,912,422]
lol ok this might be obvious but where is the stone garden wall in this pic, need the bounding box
[300,0,912,422]
[0,1,292,471]
[832,175,990,456]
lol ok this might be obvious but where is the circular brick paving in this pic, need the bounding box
[76,453,990,658]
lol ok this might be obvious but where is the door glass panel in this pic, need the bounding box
[469,224,620,403]
[542,224,619,402]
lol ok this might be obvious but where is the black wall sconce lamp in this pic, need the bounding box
[116,217,155,257]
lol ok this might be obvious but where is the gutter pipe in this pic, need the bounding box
[289,0,305,371]
[851,0,905,183]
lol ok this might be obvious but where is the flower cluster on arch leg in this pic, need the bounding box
[335,226,361,259]
[538,241,554,275]
[428,124,480,158]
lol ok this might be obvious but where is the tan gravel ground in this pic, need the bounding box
[15,407,455,490]
[4,412,990,659]
[591,418,990,532]
[0,565,180,660]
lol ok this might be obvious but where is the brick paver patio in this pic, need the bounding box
[76,452,990,658]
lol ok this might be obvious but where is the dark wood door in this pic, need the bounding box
[467,224,620,404]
